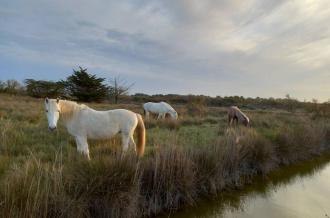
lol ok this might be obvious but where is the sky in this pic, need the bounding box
[0,0,329,101]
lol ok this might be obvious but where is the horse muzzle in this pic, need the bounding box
[48,126,57,131]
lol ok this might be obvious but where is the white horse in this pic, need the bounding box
[44,98,145,160]
[143,102,178,120]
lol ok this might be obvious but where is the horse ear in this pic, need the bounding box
[56,98,60,103]
[45,97,49,103]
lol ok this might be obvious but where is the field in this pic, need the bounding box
[0,94,329,217]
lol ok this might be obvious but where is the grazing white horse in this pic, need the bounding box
[143,102,178,120]
[44,98,145,160]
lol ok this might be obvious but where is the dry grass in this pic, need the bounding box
[0,94,329,217]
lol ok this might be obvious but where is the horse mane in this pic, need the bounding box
[59,100,88,122]
[239,110,249,121]
[161,101,175,112]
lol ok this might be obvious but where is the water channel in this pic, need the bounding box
[163,155,330,218]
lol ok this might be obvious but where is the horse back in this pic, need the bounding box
[228,106,237,117]
[78,108,137,137]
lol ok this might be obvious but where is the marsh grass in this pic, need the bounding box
[0,94,329,217]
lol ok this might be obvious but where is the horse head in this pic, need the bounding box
[243,117,251,127]
[170,110,178,120]
[45,97,60,131]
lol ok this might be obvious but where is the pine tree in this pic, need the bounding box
[64,67,109,102]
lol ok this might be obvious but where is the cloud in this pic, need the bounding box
[0,0,329,101]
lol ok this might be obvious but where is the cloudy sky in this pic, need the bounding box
[0,0,329,101]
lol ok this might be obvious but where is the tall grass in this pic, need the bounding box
[0,94,329,217]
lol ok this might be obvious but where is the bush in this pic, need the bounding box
[306,100,330,119]
[0,80,25,95]
[186,96,208,117]
[25,79,65,98]
[274,122,325,164]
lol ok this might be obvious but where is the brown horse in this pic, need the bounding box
[228,106,250,127]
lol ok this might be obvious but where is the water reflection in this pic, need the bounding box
[162,154,330,218]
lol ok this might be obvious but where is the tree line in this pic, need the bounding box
[0,67,329,117]
[1,67,132,103]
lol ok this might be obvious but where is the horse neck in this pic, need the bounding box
[240,111,248,120]
[235,109,246,121]
[168,109,175,115]
[162,103,172,111]
[59,100,81,124]
[239,111,249,122]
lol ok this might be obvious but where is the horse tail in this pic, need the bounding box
[135,113,146,157]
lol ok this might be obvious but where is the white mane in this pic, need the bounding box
[160,101,176,112]
[58,100,88,122]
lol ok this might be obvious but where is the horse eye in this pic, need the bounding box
[45,110,48,112]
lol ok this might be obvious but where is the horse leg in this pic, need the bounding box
[121,132,130,153]
[234,116,238,126]
[228,116,234,128]
[75,136,90,160]
[129,134,137,154]
[145,111,150,120]
[162,113,166,119]
[157,113,162,120]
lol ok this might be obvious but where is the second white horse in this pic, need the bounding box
[143,102,178,120]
